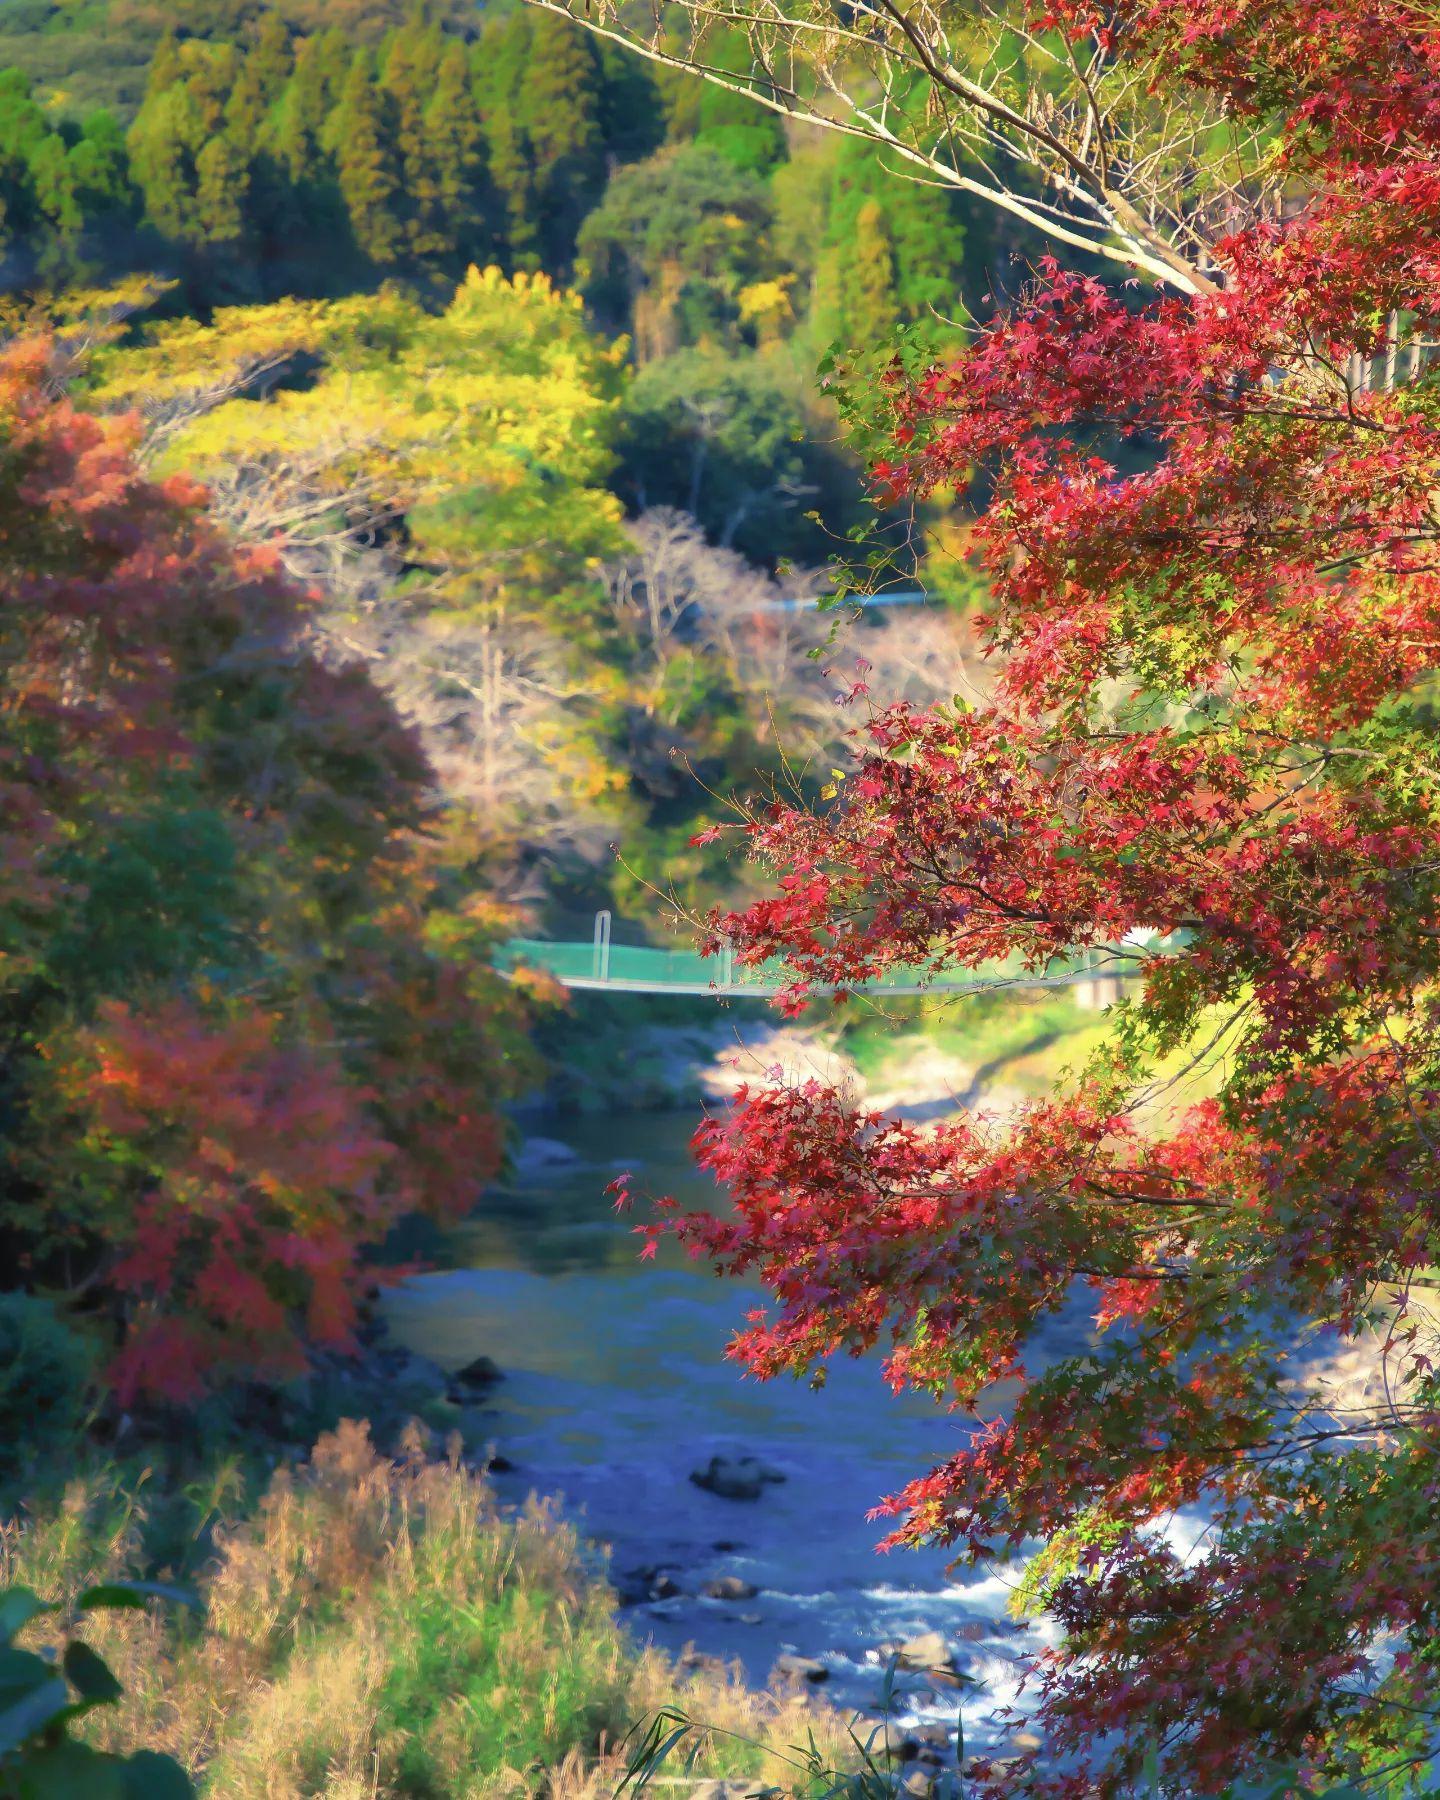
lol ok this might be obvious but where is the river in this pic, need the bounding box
[382,1104,1089,1761]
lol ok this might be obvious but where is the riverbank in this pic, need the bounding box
[3,1406,858,1798]
[520,984,1112,1123]
[3,1279,882,1797]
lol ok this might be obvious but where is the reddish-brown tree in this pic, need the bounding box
[0,342,531,1403]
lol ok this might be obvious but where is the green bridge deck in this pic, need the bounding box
[495,922,1131,998]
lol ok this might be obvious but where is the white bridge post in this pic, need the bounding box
[593,909,612,982]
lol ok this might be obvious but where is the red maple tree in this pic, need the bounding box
[658,2,1440,1788]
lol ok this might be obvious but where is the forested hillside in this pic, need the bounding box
[0,0,997,1432]
[0,0,998,918]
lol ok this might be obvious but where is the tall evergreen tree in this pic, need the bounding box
[68,112,133,225]
[596,40,665,165]
[128,83,204,241]
[309,27,353,116]
[225,53,270,148]
[195,129,251,245]
[186,43,243,142]
[26,133,80,242]
[274,37,330,184]
[473,19,538,270]
[147,28,183,100]
[381,20,446,259]
[426,38,491,266]
[267,37,348,286]
[248,10,295,107]
[333,52,404,266]
[513,12,606,272]
[0,68,50,238]
[817,139,974,352]
[844,197,902,345]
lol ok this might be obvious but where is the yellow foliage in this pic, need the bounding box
[86,269,628,511]
[738,276,796,330]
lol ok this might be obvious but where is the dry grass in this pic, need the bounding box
[0,1421,852,1798]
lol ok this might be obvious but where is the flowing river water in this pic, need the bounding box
[384,1107,1090,1761]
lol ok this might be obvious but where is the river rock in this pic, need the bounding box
[773,1653,829,1685]
[679,1647,730,1677]
[617,1563,685,1604]
[878,1723,950,1762]
[513,1135,581,1175]
[453,1353,504,1388]
[690,1454,787,1500]
[896,1630,948,1669]
[876,1724,917,1761]
[701,1574,759,1601]
[895,1631,966,1686]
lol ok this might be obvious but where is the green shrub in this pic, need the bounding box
[0,1296,95,1467]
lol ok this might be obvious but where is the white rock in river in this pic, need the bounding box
[895,1631,968,1688]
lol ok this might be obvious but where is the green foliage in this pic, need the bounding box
[474,7,610,275]
[44,803,242,996]
[331,50,403,264]
[616,346,859,563]
[0,1298,94,1470]
[810,137,977,354]
[657,27,786,174]
[0,67,135,281]
[0,1580,195,1798]
[579,141,777,354]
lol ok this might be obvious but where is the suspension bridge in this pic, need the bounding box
[496,911,1140,1001]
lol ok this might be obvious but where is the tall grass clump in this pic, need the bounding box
[0,1421,851,1797]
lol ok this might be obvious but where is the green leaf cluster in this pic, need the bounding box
[0,1583,194,1800]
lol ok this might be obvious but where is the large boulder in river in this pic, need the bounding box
[701,1574,759,1601]
[895,1631,967,1688]
[453,1353,504,1389]
[690,1454,787,1501]
[513,1136,581,1176]
[773,1652,829,1685]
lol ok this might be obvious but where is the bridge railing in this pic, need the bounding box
[495,913,1161,997]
